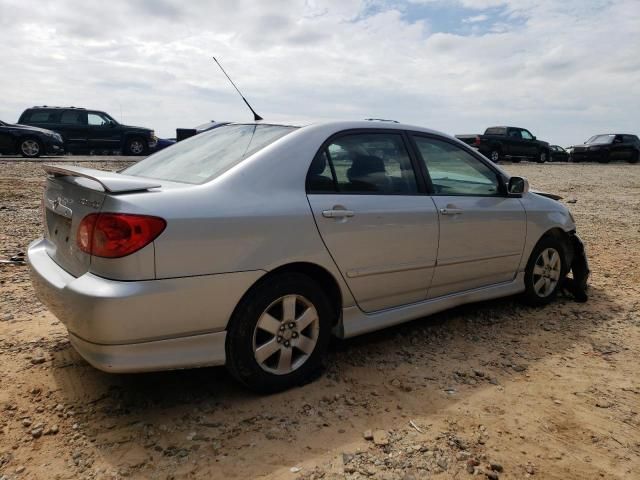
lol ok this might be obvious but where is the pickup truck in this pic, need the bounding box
[456,126,551,163]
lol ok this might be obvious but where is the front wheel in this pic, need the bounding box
[522,237,567,306]
[20,138,43,158]
[125,137,148,156]
[537,150,548,163]
[225,273,333,393]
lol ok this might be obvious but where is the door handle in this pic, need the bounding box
[439,207,463,215]
[322,209,355,218]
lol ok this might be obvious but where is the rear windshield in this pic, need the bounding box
[485,127,506,135]
[123,124,297,184]
[586,134,614,145]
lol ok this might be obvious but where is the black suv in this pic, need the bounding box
[18,106,157,155]
[570,134,639,163]
[0,119,65,158]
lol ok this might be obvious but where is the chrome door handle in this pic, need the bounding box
[439,207,463,215]
[322,209,355,218]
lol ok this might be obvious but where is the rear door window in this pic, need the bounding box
[307,133,418,194]
[60,110,87,125]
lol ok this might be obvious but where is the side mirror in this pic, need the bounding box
[508,176,529,195]
[531,136,536,140]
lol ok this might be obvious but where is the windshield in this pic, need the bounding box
[123,124,297,184]
[586,134,614,145]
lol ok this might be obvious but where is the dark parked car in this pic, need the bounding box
[570,134,639,163]
[549,145,570,162]
[18,106,157,156]
[149,137,176,152]
[0,119,64,158]
[456,126,551,163]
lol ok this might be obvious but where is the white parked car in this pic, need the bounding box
[28,120,589,392]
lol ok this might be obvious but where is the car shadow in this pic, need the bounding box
[47,285,616,478]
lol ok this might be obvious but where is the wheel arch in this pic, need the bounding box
[536,227,572,261]
[234,262,343,329]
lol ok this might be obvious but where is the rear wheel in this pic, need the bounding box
[125,137,148,156]
[628,151,639,164]
[489,149,501,163]
[225,273,333,393]
[19,138,43,158]
[522,236,567,306]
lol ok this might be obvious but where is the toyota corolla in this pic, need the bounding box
[28,120,588,392]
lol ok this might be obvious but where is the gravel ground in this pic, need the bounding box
[0,158,639,480]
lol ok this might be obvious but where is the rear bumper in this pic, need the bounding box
[69,331,227,373]
[27,238,265,372]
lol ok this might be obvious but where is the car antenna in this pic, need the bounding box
[212,56,263,121]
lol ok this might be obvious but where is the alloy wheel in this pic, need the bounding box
[21,139,40,157]
[532,247,561,297]
[252,294,320,375]
[129,140,145,155]
[490,151,499,162]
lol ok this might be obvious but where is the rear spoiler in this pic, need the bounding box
[43,164,161,193]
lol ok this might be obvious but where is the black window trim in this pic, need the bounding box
[407,131,509,198]
[305,128,428,196]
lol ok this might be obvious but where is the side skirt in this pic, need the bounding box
[337,273,525,338]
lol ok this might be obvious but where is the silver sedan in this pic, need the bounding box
[28,120,588,392]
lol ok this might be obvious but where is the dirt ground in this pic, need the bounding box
[0,157,639,480]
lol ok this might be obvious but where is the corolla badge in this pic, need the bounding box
[79,198,101,209]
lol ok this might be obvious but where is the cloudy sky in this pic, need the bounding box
[0,0,638,146]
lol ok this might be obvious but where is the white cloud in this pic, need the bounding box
[0,0,638,146]
[462,14,489,23]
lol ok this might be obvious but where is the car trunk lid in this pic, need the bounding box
[41,164,162,277]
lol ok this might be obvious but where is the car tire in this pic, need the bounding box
[125,137,148,156]
[537,150,548,163]
[628,151,639,164]
[19,137,43,158]
[521,236,567,307]
[488,149,501,163]
[225,272,334,393]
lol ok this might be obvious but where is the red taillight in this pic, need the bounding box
[77,213,166,258]
[474,136,481,146]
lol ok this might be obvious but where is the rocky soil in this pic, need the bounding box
[0,158,639,479]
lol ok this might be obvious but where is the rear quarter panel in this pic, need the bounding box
[127,126,360,308]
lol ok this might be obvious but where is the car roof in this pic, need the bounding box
[27,106,87,110]
[227,119,451,137]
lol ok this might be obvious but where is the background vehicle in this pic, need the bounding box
[18,106,157,156]
[456,126,551,163]
[0,119,64,158]
[28,120,587,392]
[150,137,176,153]
[570,134,639,163]
[549,145,570,162]
[176,120,231,142]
